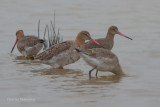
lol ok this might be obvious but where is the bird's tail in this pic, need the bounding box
[30,56,34,60]
[40,39,45,43]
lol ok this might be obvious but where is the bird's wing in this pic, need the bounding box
[17,36,44,52]
[81,48,116,59]
[33,41,74,60]
[18,36,44,47]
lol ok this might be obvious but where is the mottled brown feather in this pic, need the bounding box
[17,36,43,52]
[34,41,74,60]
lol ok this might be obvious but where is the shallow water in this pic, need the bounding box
[0,0,160,107]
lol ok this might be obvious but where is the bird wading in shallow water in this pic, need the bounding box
[75,48,125,79]
[11,30,45,57]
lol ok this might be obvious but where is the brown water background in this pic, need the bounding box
[0,0,160,107]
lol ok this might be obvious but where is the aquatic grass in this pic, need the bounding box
[38,13,63,50]
[38,20,40,38]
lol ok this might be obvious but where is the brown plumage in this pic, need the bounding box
[32,31,102,68]
[76,48,124,79]
[33,41,73,60]
[11,30,44,57]
[84,26,132,50]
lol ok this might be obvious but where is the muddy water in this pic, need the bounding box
[0,0,160,106]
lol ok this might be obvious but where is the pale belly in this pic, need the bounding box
[81,54,116,72]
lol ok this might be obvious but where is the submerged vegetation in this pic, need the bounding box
[38,13,63,50]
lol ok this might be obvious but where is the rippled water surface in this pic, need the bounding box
[0,0,160,106]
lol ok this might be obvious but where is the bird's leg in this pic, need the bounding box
[89,66,97,79]
[95,69,98,78]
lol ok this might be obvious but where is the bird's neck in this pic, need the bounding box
[105,32,115,42]
[104,32,115,50]
[75,35,85,49]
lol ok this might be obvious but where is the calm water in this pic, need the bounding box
[0,0,160,107]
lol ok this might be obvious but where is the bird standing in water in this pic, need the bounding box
[76,48,124,79]
[11,30,44,57]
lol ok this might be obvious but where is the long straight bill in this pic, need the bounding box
[118,32,133,40]
[11,39,18,53]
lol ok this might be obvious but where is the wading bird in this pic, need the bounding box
[76,48,124,79]
[11,30,44,57]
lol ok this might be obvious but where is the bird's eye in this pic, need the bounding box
[84,33,87,36]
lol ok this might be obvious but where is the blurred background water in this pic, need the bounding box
[0,0,160,107]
